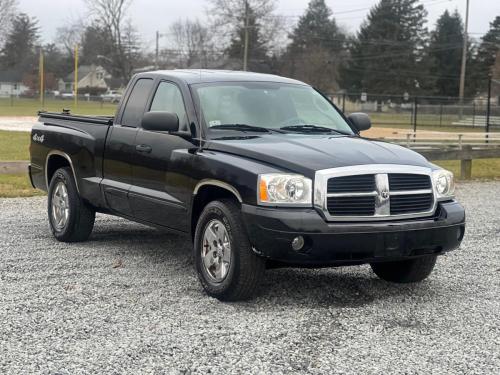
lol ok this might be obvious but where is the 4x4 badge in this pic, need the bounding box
[32,134,45,143]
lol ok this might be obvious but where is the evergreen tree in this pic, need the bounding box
[474,16,500,91]
[42,43,73,81]
[281,0,346,91]
[341,0,427,97]
[80,23,114,66]
[208,0,282,71]
[0,13,39,72]
[423,10,466,97]
[226,5,268,62]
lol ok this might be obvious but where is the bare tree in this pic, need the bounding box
[0,0,18,47]
[55,21,85,57]
[169,19,213,68]
[84,0,135,80]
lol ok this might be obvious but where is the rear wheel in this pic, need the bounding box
[194,199,265,301]
[48,167,95,242]
[370,255,437,283]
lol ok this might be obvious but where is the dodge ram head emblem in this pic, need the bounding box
[380,190,390,199]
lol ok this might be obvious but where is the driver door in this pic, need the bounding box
[129,81,193,231]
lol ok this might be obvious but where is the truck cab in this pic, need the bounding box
[29,70,465,301]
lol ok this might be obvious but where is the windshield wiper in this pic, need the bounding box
[210,124,271,133]
[280,124,349,135]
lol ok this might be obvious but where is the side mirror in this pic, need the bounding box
[141,111,179,132]
[347,113,371,132]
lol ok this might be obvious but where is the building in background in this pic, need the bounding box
[0,70,30,97]
[58,65,115,95]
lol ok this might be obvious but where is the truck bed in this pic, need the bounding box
[38,111,114,126]
[30,111,115,208]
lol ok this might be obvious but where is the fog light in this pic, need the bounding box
[291,236,305,251]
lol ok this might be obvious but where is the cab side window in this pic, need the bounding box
[150,82,189,130]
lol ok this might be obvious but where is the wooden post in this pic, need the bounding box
[460,145,473,180]
[460,159,472,180]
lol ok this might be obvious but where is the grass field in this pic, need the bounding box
[0,98,117,117]
[0,129,499,197]
[0,174,45,198]
[0,130,30,160]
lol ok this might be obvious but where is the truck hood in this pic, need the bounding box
[206,134,431,177]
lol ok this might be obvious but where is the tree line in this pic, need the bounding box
[0,0,499,99]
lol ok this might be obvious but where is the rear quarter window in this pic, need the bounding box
[120,78,154,127]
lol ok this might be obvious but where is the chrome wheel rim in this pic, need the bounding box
[201,219,231,282]
[51,181,70,230]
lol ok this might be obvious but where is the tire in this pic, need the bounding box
[194,199,265,301]
[47,167,95,242]
[370,255,437,283]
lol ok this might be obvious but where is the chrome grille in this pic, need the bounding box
[327,174,375,193]
[327,196,376,216]
[390,193,434,215]
[314,165,437,222]
[389,174,431,191]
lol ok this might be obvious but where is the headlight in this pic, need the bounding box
[432,169,455,199]
[258,174,312,206]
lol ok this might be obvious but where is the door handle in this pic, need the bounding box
[135,144,152,153]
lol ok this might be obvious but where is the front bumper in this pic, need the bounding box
[242,201,465,266]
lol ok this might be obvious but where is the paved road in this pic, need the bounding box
[1,182,499,374]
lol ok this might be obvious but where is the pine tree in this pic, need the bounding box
[341,0,427,97]
[281,0,345,91]
[424,10,466,97]
[474,16,500,91]
[208,0,280,71]
[0,13,39,72]
[226,5,268,62]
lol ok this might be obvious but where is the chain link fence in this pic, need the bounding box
[329,93,500,132]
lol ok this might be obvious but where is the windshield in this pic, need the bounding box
[192,82,354,135]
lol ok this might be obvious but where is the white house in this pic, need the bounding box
[0,70,30,97]
[59,64,111,94]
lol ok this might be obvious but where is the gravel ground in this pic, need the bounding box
[1,181,499,374]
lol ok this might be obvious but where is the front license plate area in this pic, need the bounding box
[375,232,408,257]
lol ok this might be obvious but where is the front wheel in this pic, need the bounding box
[370,255,437,283]
[48,167,95,242]
[194,199,265,301]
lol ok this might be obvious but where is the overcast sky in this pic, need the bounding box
[18,0,500,49]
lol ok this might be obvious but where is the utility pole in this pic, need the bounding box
[155,30,160,70]
[243,0,249,71]
[458,0,470,118]
[39,49,44,107]
[74,44,79,109]
[486,74,492,141]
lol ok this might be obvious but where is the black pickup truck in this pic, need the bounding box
[29,70,465,300]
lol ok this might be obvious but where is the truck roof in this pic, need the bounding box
[134,69,308,86]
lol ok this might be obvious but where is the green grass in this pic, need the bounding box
[435,159,500,180]
[0,174,45,198]
[0,130,30,160]
[0,98,117,116]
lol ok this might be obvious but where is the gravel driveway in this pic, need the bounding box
[1,181,499,374]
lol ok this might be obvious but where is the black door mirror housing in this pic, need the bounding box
[141,111,179,132]
[347,113,372,132]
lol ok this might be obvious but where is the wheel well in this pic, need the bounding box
[191,185,241,240]
[46,154,71,185]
